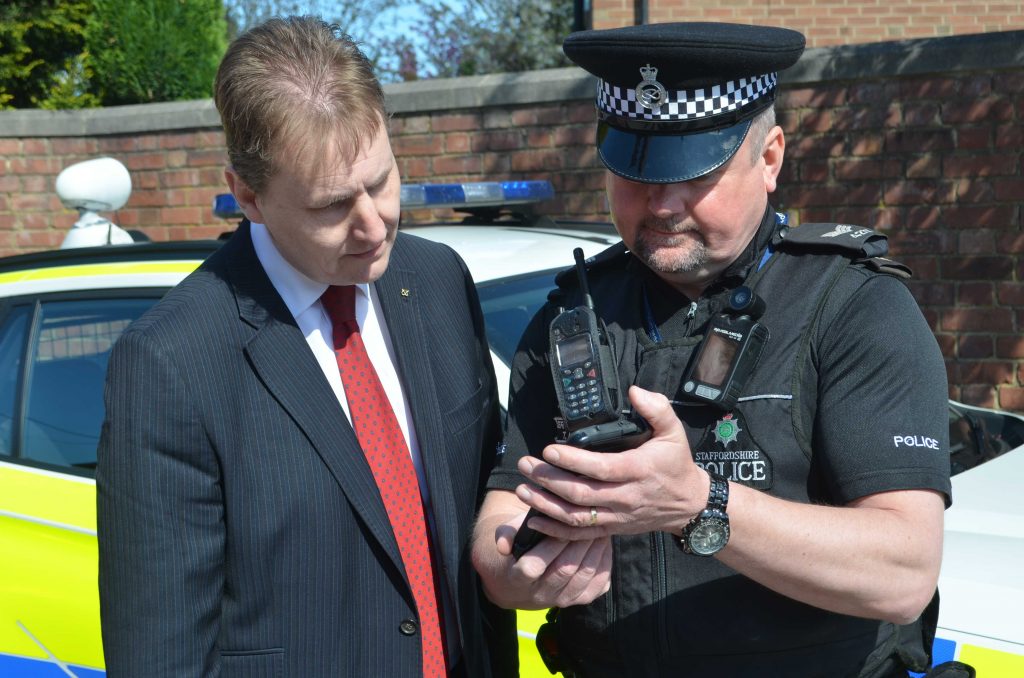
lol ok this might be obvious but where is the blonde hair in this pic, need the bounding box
[213,16,387,193]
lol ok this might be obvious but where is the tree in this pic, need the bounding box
[385,0,574,80]
[222,0,573,83]
[222,0,405,67]
[223,0,307,38]
[0,0,99,109]
[84,0,227,105]
[0,0,576,109]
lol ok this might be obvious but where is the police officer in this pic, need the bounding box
[471,22,951,677]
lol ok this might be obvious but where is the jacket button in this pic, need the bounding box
[399,619,418,636]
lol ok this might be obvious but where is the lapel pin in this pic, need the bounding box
[400,288,411,297]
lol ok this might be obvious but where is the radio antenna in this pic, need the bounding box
[573,248,595,310]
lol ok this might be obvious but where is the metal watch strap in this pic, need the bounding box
[706,470,729,513]
[679,470,730,555]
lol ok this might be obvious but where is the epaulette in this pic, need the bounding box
[552,240,629,289]
[777,223,913,279]
[777,223,889,258]
[855,256,913,279]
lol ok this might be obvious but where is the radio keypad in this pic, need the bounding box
[561,362,602,419]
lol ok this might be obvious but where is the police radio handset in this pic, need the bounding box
[548,249,649,450]
[511,248,650,560]
[681,286,769,411]
[548,249,620,433]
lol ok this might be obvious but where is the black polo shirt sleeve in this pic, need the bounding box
[810,267,952,506]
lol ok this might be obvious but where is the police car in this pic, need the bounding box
[0,159,616,676]
[0,159,1021,676]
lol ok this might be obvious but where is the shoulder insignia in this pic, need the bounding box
[778,222,888,258]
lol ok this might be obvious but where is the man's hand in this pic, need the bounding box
[470,491,612,611]
[512,385,709,540]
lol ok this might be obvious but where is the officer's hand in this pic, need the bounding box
[514,385,709,539]
[500,512,613,610]
[472,491,612,611]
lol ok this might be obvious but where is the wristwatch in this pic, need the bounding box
[679,471,730,556]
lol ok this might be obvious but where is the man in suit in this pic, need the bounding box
[97,16,515,677]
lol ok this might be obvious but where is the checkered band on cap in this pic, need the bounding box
[598,72,777,122]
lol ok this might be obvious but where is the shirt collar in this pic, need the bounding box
[718,203,778,283]
[640,204,780,331]
[250,221,369,319]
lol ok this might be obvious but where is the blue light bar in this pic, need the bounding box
[213,180,554,219]
[213,193,242,220]
[400,180,554,209]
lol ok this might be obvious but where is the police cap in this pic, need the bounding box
[563,22,805,183]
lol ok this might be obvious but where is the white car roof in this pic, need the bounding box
[0,226,622,297]
[407,226,621,283]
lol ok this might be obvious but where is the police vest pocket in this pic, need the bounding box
[219,648,284,678]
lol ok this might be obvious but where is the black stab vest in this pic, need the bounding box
[547,224,922,678]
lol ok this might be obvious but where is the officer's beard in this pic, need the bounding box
[634,219,709,274]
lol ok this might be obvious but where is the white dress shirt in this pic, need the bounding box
[249,222,427,496]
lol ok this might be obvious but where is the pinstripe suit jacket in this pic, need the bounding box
[97,224,517,677]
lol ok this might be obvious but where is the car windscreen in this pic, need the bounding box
[476,269,560,368]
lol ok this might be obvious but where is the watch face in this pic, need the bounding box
[688,516,730,556]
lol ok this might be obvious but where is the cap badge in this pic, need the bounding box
[635,64,668,110]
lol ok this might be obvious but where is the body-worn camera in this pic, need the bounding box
[511,249,650,560]
[681,286,769,411]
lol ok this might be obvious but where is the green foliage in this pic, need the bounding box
[0,0,572,108]
[37,52,102,109]
[0,0,99,109]
[84,0,227,105]
[385,0,574,80]
[223,0,572,83]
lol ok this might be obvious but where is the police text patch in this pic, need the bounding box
[692,412,773,489]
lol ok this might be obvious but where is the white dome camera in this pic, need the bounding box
[55,157,135,249]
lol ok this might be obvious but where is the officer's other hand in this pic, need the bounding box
[514,386,709,539]
[503,512,612,610]
[472,491,612,611]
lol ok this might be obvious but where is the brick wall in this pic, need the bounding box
[592,0,1024,46]
[1,32,1022,412]
[0,131,231,250]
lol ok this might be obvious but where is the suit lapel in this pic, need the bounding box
[375,251,460,575]
[222,225,405,571]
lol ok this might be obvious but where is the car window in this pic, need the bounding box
[948,402,1024,475]
[0,298,155,475]
[477,270,559,367]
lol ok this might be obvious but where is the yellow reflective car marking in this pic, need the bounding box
[0,512,102,670]
[0,463,95,533]
[15,620,78,674]
[0,509,96,536]
[958,642,1024,673]
[0,261,199,285]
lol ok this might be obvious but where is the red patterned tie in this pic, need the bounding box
[321,285,448,678]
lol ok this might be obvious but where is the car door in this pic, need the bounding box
[0,293,158,676]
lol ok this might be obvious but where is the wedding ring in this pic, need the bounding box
[589,506,598,527]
